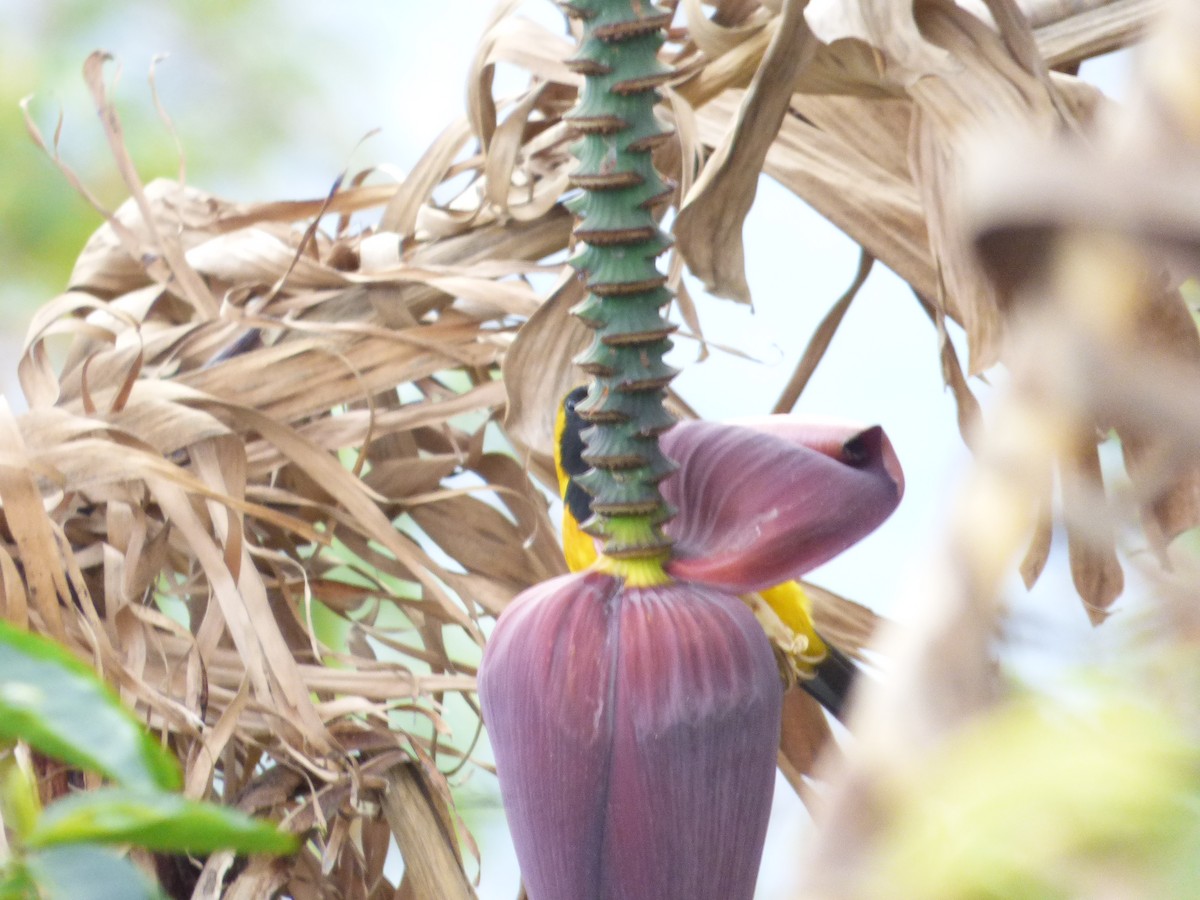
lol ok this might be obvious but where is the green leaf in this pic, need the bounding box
[0,860,39,900]
[27,788,299,855]
[22,845,165,900]
[0,620,180,792]
[0,748,41,842]
[874,695,1200,898]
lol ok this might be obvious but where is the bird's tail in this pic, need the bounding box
[800,641,860,723]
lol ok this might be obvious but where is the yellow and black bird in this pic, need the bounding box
[553,386,860,721]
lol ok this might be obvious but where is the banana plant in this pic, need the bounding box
[477,3,901,898]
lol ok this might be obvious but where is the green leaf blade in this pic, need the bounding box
[27,788,300,856]
[0,621,181,792]
[22,844,165,900]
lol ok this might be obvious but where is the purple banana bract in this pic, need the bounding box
[479,571,781,900]
[479,416,904,898]
[663,418,904,592]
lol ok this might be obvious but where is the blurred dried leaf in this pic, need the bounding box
[804,579,884,660]
[800,3,1200,893]
[1061,434,1124,623]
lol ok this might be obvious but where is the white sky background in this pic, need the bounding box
[0,2,1139,896]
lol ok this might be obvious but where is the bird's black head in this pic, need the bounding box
[559,386,594,525]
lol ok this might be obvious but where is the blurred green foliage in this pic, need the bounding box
[0,621,297,899]
[0,0,348,327]
[0,621,180,793]
[871,678,1200,899]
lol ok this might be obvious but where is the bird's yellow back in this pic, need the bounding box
[554,391,600,573]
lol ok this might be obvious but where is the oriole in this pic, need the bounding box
[554,387,859,720]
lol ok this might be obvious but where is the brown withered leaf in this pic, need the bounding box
[83,52,218,317]
[0,399,70,639]
[676,5,779,107]
[777,687,836,800]
[474,452,568,579]
[501,269,589,458]
[1061,435,1124,623]
[906,1,1080,373]
[773,250,874,414]
[223,858,292,900]
[683,0,773,61]
[690,92,937,304]
[1019,484,1054,589]
[805,0,957,84]
[675,0,818,304]
[409,492,563,595]
[1112,279,1200,558]
[379,120,474,239]
[911,289,984,449]
[1033,0,1163,67]
[803,579,885,661]
[66,179,229,298]
[964,1,1200,612]
[383,763,477,900]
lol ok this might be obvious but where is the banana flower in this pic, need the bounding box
[478,416,902,899]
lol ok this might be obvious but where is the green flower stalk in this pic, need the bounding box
[562,0,678,580]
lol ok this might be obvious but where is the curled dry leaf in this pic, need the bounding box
[675,0,818,304]
[501,269,589,459]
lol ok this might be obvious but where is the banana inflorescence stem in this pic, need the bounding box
[562,0,679,575]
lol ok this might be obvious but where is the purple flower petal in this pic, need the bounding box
[661,419,903,593]
[478,571,781,900]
